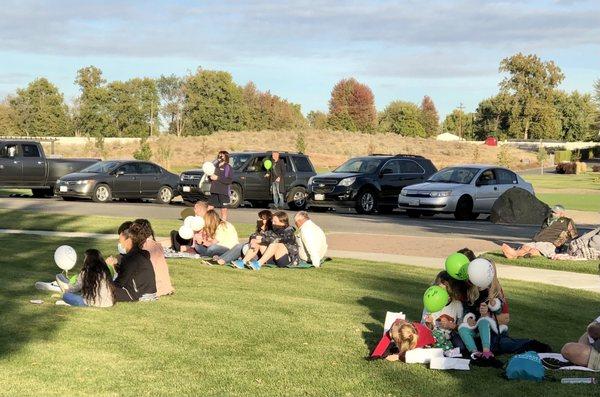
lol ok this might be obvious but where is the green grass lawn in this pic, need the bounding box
[0,209,254,238]
[537,193,600,212]
[484,252,600,275]
[526,172,600,191]
[1,234,598,396]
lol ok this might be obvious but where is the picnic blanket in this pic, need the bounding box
[163,247,202,259]
[538,353,600,372]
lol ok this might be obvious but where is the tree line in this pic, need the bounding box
[0,53,598,141]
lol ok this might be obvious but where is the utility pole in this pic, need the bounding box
[458,102,465,138]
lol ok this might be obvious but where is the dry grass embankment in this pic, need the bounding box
[45,130,539,172]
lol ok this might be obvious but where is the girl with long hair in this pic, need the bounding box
[193,210,239,257]
[134,218,174,297]
[208,150,233,221]
[215,210,273,266]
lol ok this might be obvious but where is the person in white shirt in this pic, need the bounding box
[294,211,327,267]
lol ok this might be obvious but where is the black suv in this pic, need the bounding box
[179,152,316,210]
[307,154,437,214]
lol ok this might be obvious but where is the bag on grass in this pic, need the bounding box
[505,351,545,382]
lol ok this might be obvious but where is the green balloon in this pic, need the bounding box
[423,286,450,313]
[69,274,78,284]
[445,253,470,280]
[264,159,273,170]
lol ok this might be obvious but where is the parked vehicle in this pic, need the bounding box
[55,160,180,204]
[307,154,437,214]
[179,152,316,210]
[0,140,99,197]
[397,165,534,220]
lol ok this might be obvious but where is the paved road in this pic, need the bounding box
[0,195,542,242]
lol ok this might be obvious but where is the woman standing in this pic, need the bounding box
[209,151,233,221]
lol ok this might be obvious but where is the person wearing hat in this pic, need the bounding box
[501,204,578,259]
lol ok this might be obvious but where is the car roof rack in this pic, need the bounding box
[368,153,393,156]
[393,154,425,158]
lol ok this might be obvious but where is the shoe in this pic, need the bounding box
[542,357,573,370]
[55,300,71,306]
[231,259,245,269]
[247,260,261,271]
[470,351,503,368]
[55,274,71,292]
[35,281,62,293]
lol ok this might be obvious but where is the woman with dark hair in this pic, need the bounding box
[214,209,273,266]
[208,150,233,221]
[106,222,157,302]
[56,249,115,308]
[134,219,174,297]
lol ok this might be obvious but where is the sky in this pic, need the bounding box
[0,0,599,119]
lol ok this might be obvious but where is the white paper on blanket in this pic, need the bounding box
[430,357,470,371]
[405,348,444,364]
[383,311,405,335]
[538,353,599,372]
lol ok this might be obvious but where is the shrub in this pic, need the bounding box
[133,138,152,160]
[554,150,571,163]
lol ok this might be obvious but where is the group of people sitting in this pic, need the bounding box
[169,201,328,270]
[501,204,600,261]
[56,219,174,307]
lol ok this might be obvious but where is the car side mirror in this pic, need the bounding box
[115,170,125,177]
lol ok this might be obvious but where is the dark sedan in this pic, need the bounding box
[55,160,180,204]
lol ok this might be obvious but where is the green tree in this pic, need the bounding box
[473,93,513,140]
[9,78,72,136]
[74,66,115,137]
[442,109,475,139]
[554,90,599,141]
[183,69,247,135]
[133,137,152,160]
[157,74,186,136]
[378,101,426,137]
[327,78,377,132]
[307,110,328,129]
[106,78,159,137]
[499,53,564,139]
[242,82,306,131]
[419,95,439,136]
[0,101,22,135]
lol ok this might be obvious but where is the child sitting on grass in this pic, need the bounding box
[385,318,437,361]
[56,249,115,308]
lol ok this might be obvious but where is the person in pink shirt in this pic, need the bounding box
[135,218,174,297]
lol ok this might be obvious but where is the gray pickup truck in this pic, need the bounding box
[0,140,99,197]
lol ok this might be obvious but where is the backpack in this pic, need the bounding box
[505,351,545,382]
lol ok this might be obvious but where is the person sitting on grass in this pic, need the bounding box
[294,211,328,267]
[233,210,299,270]
[134,218,174,297]
[56,249,115,308]
[213,210,273,266]
[106,222,157,302]
[384,318,437,362]
[170,201,209,252]
[548,315,600,370]
[193,210,239,257]
[501,205,578,260]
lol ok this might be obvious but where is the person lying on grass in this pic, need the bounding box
[385,319,437,362]
[192,210,239,257]
[106,222,157,302]
[170,201,209,252]
[501,205,578,260]
[213,210,273,266]
[232,210,299,271]
[134,218,174,297]
[56,249,115,308]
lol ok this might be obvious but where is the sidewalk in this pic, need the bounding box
[2,228,598,294]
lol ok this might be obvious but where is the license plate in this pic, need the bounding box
[182,186,191,192]
[314,194,325,201]
[408,199,420,206]
[59,186,68,192]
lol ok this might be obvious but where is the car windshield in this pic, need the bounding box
[334,158,382,173]
[80,161,120,174]
[427,167,479,184]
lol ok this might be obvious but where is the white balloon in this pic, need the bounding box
[178,225,194,240]
[242,243,249,256]
[183,216,195,229]
[468,258,495,288]
[202,162,216,176]
[189,216,205,231]
[54,245,77,271]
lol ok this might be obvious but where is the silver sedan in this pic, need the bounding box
[397,165,534,220]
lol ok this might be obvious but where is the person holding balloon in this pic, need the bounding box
[170,201,209,253]
[207,151,233,221]
[265,151,285,210]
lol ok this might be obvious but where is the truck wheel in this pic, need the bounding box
[156,186,173,204]
[355,189,377,214]
[287,186,308,210]
[92,184,112,203]
[31,188,53,198]
[454,195,474,220]
[228,184,243,209]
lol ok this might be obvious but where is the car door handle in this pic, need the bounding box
[493,187,498,191]
[37,161,44,165]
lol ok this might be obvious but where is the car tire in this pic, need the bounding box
[228,184,243,209]
[156,186,174,204]
[31,188,53,198]
[378,205,395,214]
[406,210,421,218]
[454,195,474,220]
[92,184,112,203]
[287,186,308,210]
[468,212,480,220]
[355,189,377,214]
